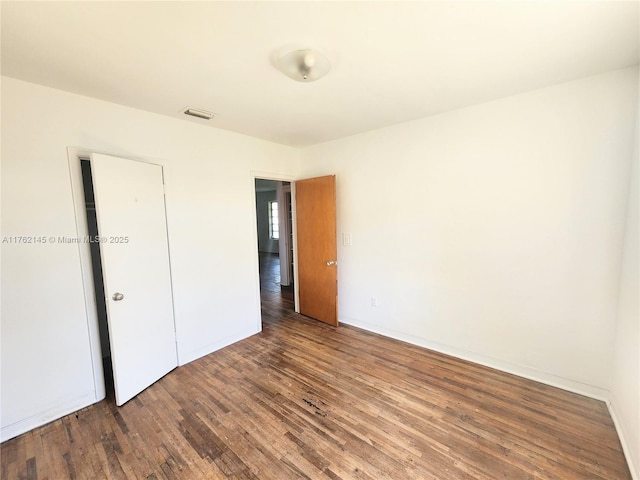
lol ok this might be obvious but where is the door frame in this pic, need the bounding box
[251,171,301,317]
[67,147,176,402]
[276,181,293,287]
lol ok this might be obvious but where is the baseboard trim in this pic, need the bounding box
[177,326,261,366]
[339,317,609,401]
[1,327,262,444]
[607,398,639,480]
[1,391,97,443]
[344,315,637,477]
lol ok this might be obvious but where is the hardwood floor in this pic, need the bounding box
[1,255,631,479]
[259,253,294,300]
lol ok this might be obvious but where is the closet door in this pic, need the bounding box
[91,153,177,406]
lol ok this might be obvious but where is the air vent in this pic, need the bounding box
[183,107,214,120]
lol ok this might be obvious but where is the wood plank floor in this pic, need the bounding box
[1,255,631,479]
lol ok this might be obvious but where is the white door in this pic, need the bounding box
[91,153,177,406]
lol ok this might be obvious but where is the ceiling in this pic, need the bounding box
[255,179,279,192]
[2,1,638,147]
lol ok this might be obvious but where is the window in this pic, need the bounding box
[268,201,279,239]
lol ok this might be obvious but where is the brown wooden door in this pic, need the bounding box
[295,175,338,326]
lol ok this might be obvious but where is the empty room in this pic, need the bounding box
[1,1,638,479]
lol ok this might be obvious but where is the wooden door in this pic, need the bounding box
[91,153,178,405]
[295,175,338,326]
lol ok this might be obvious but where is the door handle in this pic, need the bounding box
[326,260,337,266]
[112,292,125,301]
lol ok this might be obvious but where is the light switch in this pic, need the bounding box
[343,233,352,246]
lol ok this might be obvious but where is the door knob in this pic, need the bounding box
[326,260,337,266]
[112,292,125,301]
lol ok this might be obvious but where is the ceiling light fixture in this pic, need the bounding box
[275,49,331,82]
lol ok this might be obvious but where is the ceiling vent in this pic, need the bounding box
[183,107,214,120]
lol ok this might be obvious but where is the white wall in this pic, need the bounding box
[0,77,300,441]
[300,67,639,399]
[610,85,639,479]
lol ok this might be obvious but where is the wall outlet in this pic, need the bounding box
[371,297,377,307]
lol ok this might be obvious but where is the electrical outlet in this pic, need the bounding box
[371,297,377,307]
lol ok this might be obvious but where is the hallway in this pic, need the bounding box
[258,252,294,319]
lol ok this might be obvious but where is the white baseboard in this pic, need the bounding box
[339,316,609,400]
[1,391,97,443]
[607,398,639,480]
[339,317,640,475]
[1,327,261,444]
[177,326,261,366]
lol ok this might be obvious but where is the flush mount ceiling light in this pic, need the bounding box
[275,49,331,82]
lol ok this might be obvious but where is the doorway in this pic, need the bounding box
[80,159,114,398]
[254,179,295,316]
[70,150,178,406]
[253,174,339,327]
